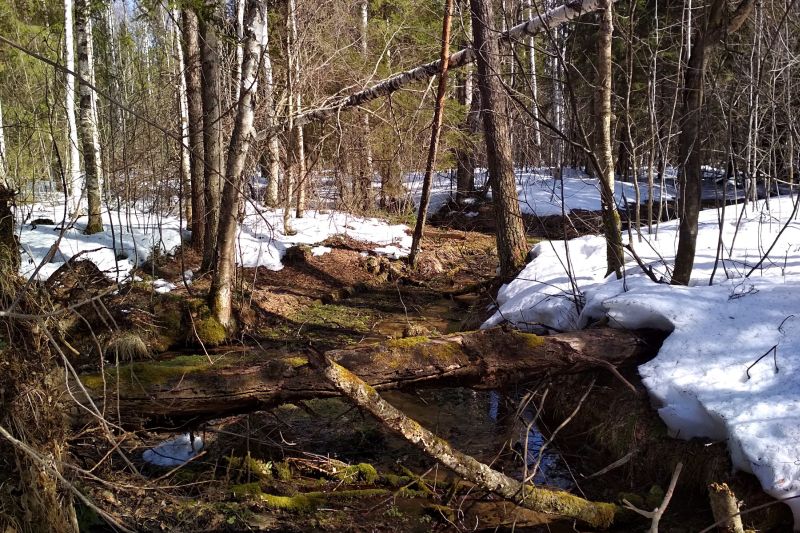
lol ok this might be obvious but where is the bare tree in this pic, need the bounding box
[209,0,268,327]
[409,0,455,266]
[64,0,83,213]
[75,0,103,234]
[199,1,224,271]
[470,0,528,278]
[672,0,755,285]
[181,8,206,251]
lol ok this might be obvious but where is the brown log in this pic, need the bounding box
[72,327,651,427]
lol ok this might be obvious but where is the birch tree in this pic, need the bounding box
[209,0,268,328]
[64,0,82,213]
[260,13,280,207]
[594,0,623,278]
[172,9,192,226]
[75,0,103,234]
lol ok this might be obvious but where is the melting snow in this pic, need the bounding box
[484,194,800,527]
[142,433,204,467]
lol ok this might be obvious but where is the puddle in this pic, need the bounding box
[257,387,572,489]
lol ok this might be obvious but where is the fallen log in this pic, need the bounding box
[72,327,653,427]
[313,350,618,528]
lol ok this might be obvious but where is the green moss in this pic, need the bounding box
[282,356,308,368]
[513,331,546,349]
[228,455,273,480]
[232,482,263,499]
[273,461,292,481]
[193,315,227,346]
[386,336,429,349]
[81,355,213,392]
[334,463,378,484]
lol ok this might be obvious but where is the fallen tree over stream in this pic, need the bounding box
[73,327,656,428]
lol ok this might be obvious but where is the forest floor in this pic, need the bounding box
[61,211,792,532]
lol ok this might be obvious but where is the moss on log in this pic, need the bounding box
[73,327,653,427]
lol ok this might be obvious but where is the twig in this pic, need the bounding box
[745,344,778,379]
[622,461,682,533]
[583,450,635,480]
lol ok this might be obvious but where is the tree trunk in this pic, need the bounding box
[408,0,455,266]
[455,78,479,203]
[209,0,268,328]
[64,0,83,213]
[181,8,206,251]
[357,0,375,212]
[594,0,623,278]
[287,0,307,219]
[261,15,280,207]
[672,0,754,285]
[75,0,103,235]
[470,0,528,279]
[74,327,649,427]
[255,0,610,142]
[454,0,477,204]
[199,1,224,272]
[524,0,542,152]
[173,9,192,228]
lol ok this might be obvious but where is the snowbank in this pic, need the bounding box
[484,196,800,526]
[143,433,204,467]
[16,201,412,281]
[407,167,674,218]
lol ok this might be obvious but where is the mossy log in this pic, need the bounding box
[314,354,618,528]
[72,327,652,427]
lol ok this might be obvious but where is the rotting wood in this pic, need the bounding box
[72,327,654,427]
[312,352,618,528]
[708,482,745,533]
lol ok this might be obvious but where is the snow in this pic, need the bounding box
[142,433,204,467]
[16,201,412,281]
[407,167,674,218]
[235,205,411,270]
[18,203,183,281]
[483,195,800,526]
[310,245,331,257]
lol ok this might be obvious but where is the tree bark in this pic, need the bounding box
[672,0,755,285]
[199,1,224,272]
[0,99,6,186]
[75,0,103,235]
[594,0,623,278]
[261,15,280,207]
[209,0,268,328]
[255,0,610,142]
[173,9,192,227]
[357,0,375,212]
[64,0,83,213]
[181,8,206,251]
[408,0,455,266]
[74,327,649,427]
[470,0,528,279]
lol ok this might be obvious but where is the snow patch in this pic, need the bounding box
[142,433,204,467]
